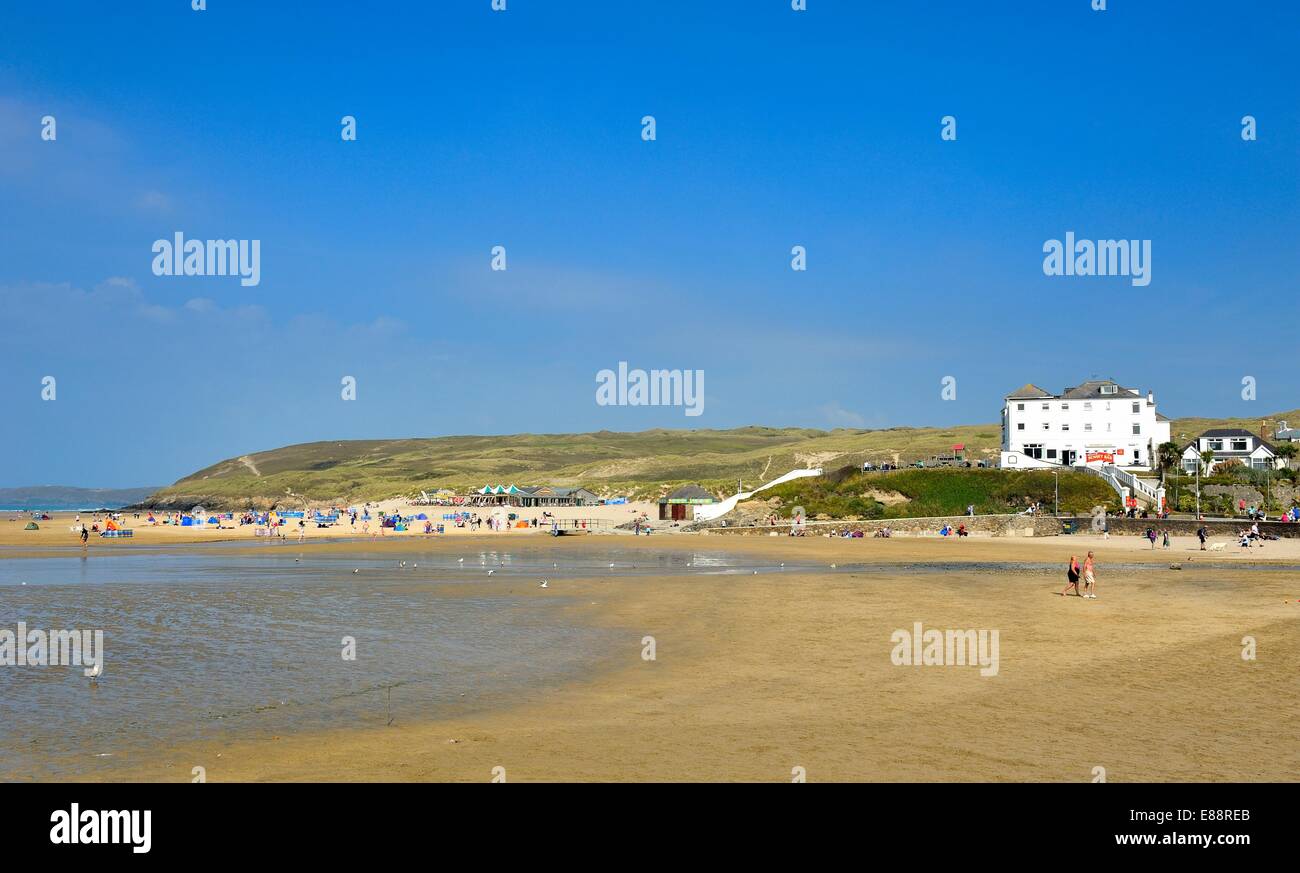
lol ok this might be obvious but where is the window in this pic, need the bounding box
[1042,422,1050,430]
[1231,439,1248,451]
[1042,402,1050,410]
[1132,424,1141,435]
[1017,422,1024,430]
[1209,439,1223,451]
[1062,423,1070,432]
[1016,403,1024,411]
[1061,403,1069,410]
[1106,423,1112,432]
[1084,423,1093,432]
[1183,458,1198,472]
[1046,449,1058,459]
[1101,385,1117,395]
[1252,458,1269,470]
[1131,402,1140,414]
[1083,402,1092,411]
[1023,444,1044,459]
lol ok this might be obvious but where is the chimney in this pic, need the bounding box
[1147,391,1154,404]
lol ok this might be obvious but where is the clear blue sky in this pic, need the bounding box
[2,1,1297,488]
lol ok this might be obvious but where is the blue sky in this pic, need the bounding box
[2,0,1298,488]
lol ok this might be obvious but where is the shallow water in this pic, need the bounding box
[3,542,1285,779]
[0,544,814,780]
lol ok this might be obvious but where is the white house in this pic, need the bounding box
[1180,429,1280,474]
[1000,379,1171,471]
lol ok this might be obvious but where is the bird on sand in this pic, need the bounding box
[539,580,549,589]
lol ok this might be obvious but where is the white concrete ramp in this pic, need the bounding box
[693,468,824,522]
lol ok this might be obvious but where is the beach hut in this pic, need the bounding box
[659,485,716,521]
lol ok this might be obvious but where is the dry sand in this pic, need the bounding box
[24,533,1295,783]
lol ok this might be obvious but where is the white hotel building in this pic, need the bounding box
[1000,380,1171,471]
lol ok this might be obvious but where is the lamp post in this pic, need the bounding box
[1195,462,1201,520]
[1054,468,1059,518]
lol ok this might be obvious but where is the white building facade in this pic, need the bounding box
[1000,380,1171,471]
[1180,429,1280,474]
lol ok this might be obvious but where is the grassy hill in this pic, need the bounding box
[141,409,1300,510]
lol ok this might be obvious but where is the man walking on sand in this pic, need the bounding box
[1082,551,1098,599]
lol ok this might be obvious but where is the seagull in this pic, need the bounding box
[609,563,615,568]
[487,570,495,576]
[412,563,418,569]
[399,561,406,568]
[458,558,464,563]
[353,569,360,574]
[753,570,758,575]
[87,663,102,685]
[831,563,837,569]
[539,580,549,589]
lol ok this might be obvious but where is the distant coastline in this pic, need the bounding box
[0,486,159,512]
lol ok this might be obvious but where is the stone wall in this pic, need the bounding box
[700,513,1300,539]
[1100,516,1300,539]
[701,513,1061,538]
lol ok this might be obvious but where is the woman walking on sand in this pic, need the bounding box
[1082,551,1098,599]
[1060,555,1082,596]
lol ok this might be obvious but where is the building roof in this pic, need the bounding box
[1155,412,1171,422]
[1186,428,1277,455]
[1005,383,1054,399]
[1060,380,1141,400]
[661,484,714,503]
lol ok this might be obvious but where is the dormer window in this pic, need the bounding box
[1100,385,1117,395]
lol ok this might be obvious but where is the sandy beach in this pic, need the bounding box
[6,530,1296,783]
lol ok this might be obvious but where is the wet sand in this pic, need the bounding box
[20,534,1295,783]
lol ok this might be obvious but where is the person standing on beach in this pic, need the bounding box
[1197,525,1207,550]
[1082,552,1098,599]
[1060,555,1082,596]
[1162,529,1170,549]
[80,526,89,547]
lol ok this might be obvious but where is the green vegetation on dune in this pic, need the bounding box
[144,424,1004,508]
[141,408,1300,510]
[756,467,1120,520]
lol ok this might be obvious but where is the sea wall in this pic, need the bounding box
[699,513,1300,539]
[700,514,1061,538]
[1100,517,1300,539]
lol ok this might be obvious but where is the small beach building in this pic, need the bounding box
[658,484,716,521]
[517,486,599,508]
